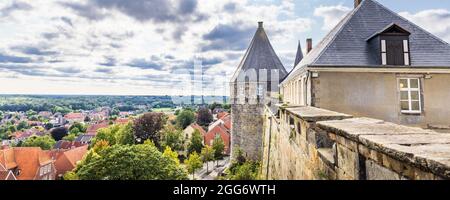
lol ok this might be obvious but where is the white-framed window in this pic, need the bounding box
[399,78,422,114]
[381,40,387,65]
[403,40,410,65]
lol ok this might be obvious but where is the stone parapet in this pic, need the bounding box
[262,105,450,180]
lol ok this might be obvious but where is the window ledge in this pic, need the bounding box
[401,111,422,115]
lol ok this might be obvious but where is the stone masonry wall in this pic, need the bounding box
[261,105,450,180]
[231,104,264,161]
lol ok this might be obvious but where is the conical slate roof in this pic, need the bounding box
[294,41,303,67]
[283,0,450,84]
[231,22,288,82]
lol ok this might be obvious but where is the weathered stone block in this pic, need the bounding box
[365,159,401,180]
[336,144,360,179]
[335,134,358,151]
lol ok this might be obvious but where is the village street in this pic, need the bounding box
[191,157,230,180]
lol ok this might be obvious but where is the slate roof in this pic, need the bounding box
[284,0,450,83]
[294,41,304,68]
[231,22,288,82]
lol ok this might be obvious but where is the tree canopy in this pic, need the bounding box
[50,127,68,141]
[132,112,165,147]
[75,143,188,180]
[201,145,214,173]
[176,109,195,129]
[161,125,184,152]
[188,130,204,154]
[21,135,56,150]
[185,152,203,180]
[212,136,225,162]
[196,107,213,126]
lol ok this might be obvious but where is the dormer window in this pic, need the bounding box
[368,23,411,66]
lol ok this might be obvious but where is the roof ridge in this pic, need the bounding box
[370,0,450,46]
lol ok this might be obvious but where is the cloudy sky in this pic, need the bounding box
[0,0,449,96]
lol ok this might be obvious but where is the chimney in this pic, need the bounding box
[306,38,313,54]
[354,0,363,8]
[258,21,263,28]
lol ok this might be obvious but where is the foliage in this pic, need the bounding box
[196,107,213,126]
[69,122,87,133]
[115,122,135,145]
[21,135,56,150]
[161,125,184,151]
[227,161,260,180]
[185,152,203,179]
[50,127,68,141]
[62,133,77,142]
[176,109,195,129]
[132,112,165,147]
[201,145,214,173]
[75,143,188,180]
[187,130,204,154]
[91,125,122,146]
[212,136,225,162]
[17,121,29,131]
[163,146,180,165]
[63,171,79,180]
[0,95,176,113]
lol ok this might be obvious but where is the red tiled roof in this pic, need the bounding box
[115,118,129,125]
[217,112,229,120]
[190,123,207,136]
[1,147,54,180]
[64,113,84,120]
[53,145,88,177]
[204,124,231,155]
[86,121,110,135]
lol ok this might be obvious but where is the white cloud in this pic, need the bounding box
[400,9,450,43]
[314,5,351,31]
[0,0,313,95]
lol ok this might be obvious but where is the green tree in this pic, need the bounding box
[188,130,204,154]
[132,112,165,147]
[161,125,184,151]
[115,122,134,145]
[201,145,214,173]
[50,127,68,141]
[229,162,259,180]
[91,125,121,146]
[7,125,16,133]
[212,136,225,166]
[176,109,195,129]
[163,146,180,165]
[196,107,213,126]
[63,171,79,180]
[69,127,81,135]
[75,143,188,180]
[185,152,203,180]
[26,109,37,118]
[62,133,77,141]
[17,121,29,131]
[22,135,56,150]
[70,122,87,133]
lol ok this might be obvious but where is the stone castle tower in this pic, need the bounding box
[230,22,288,160]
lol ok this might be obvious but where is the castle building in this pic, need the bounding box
[230,22,289,160]
[281,0,450,128]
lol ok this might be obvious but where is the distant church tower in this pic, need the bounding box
[230,22,288,160]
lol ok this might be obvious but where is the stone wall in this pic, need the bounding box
[261,105,450,180]
[231,104,264,161]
